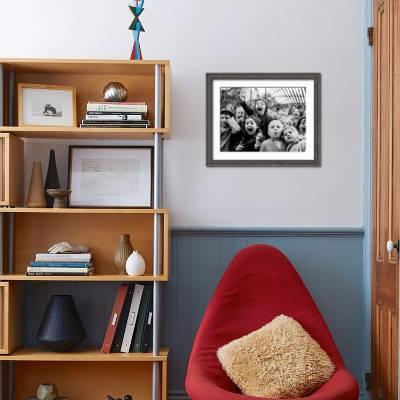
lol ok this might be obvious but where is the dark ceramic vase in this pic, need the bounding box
[36,295,87,352]
[44,149,60,207]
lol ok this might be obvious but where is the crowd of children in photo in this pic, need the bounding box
[220,89,307,152]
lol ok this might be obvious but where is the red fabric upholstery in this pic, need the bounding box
[185,244,359,400]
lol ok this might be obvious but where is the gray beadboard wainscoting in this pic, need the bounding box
[23,228,365,400]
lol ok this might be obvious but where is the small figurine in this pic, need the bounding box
[37,384,57,400]
[106,394,133,400]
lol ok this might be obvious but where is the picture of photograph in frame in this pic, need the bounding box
[206,73,321,167]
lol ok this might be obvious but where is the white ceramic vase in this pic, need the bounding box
[125,250,146,276]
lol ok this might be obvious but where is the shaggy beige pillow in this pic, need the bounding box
[217,315,335,399]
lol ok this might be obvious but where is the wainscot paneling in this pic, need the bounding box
[22,228,365,400]
[164,228,365,400]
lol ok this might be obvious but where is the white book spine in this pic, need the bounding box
[85,114,142,121]
[120,284,144,353]
[27,267,93,273]
[87,104,147,113]
[35,253,92,262]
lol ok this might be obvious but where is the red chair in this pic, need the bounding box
[185,244,359,400]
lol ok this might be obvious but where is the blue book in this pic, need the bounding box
[30,261,93,268]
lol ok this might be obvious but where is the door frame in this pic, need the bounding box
[364,0,374,399]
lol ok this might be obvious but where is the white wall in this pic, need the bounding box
[0,0,364,228]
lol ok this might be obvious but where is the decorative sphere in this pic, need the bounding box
[103,82,128,102]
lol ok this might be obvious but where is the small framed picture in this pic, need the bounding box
[206,73,321,167]
[18,83,76,127]
[68,146,153,208]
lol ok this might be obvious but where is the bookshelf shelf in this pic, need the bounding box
[0,274,168,282]
[0,207,168,214]
[0,126,170,140]
[0,347,169,362]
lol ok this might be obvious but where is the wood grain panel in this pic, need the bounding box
[13,362,154,400]
[12,213,156,275]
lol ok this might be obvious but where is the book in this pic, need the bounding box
[101,284,129,353]
[80,123,150,128]
[87,111,146,116]
[27,267,93,273]
[30,262,93,268]
[131,284,152,352]
[120,284,144,353]
[87,102,147,113]
[85,114,144,121]
[82,119,150,125]
[35,253,92,262]
[26,271,94,276]
[140,289,153,352]
[110,284,135,352]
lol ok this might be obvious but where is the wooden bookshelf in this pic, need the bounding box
[0,58,170,400]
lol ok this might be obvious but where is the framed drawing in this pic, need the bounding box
[68,146,153,208]
[206,73,321,167]
[18,83,76,127]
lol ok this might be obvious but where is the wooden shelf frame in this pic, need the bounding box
[0,58,171,137]
[0,347,169,362]
[0,207,168,214]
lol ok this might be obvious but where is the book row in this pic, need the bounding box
[102,283,153,353]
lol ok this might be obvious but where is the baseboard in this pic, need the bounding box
[169,390,189,400]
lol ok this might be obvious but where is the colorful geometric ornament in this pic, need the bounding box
[129,0,145,60]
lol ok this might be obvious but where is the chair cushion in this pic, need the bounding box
[217,315,335,399]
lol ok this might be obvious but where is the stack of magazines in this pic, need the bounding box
[26,253,93,276]
[80,101,150,128]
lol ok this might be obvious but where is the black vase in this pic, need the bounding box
[44,149,60,207]
[37,295,87,352]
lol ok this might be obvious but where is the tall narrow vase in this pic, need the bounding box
[44,149,60,207]
[26,162,46,208]
[113,234,133,275]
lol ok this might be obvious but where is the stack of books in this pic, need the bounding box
[26,252,93,276]
[80,101,150,128]
[101,283,153,354]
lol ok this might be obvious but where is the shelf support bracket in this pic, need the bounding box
[152,63,163,400]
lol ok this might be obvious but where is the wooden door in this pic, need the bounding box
[372,0,399,398]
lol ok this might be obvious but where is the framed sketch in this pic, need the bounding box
[68,146,153,208]
[18,83,76,127]
[206,73,321,167]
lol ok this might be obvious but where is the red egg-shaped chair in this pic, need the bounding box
[185,244,359,400]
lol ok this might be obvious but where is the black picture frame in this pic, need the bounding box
[68,145,154,208]
[206,73,321,167]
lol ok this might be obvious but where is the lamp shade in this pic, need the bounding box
[36,295,87,352]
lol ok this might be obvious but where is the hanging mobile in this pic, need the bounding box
[129,0,145,60]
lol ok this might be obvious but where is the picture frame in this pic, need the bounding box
[206,73,321,167]
[68,146,153,208]
[18,83,77,127]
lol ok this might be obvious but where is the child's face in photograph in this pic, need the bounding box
[267,97,275,108]
[220,112,231,127]
[278,109,287,119]
[299,118,306,135]
[235,107,245,123]
[268,120,283,139]
[255,100,266,115]
[245,118,258,135]
[291,107,301,118]
[281,117,293,129]
[283,127,299,144]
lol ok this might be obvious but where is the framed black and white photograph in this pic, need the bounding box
[206,73,321,166]
[18,83,77,127]
[68,146,153,208]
